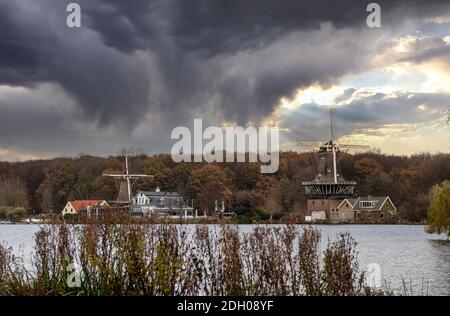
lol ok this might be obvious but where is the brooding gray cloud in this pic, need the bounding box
[0,0,449,159]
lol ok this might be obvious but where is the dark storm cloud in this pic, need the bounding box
[0,2,49,85]
[0,84,140,158]
[83,0,449,55]
[0,0,156,128]
[1,1,449,124]
[0,0,449,159]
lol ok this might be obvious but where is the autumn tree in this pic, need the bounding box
[354,158,384,177]
[0,151,449,222]
[354,157,389,195]
[40,186,54,213]
[169,163,199,196]
[36,162,77,212]
[94,176,117,201]
[0,177,29,208]
[73,171,95,199]
[186,164,232,212]
[141,155,173,190]
[265,177,301,213]
[232,190,264,216]
[228,163,261,190]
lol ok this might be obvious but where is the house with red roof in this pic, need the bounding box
[61,200,109,216]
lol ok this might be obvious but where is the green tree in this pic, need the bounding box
[426,181,450,236]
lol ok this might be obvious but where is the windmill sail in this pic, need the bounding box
[103,149,153,203]
[300,107,370,197]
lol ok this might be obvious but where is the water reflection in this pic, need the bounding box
[427,239,450,296]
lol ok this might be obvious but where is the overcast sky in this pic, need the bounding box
[0,0,449,161]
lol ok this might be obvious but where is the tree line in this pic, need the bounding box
[0,151,448,223]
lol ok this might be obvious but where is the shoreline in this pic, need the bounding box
[0,221,428,226]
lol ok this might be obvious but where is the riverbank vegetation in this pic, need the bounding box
[0,214,380,296]
[0,207,26,223]
[426,180,450,237]
[0,152,448,223]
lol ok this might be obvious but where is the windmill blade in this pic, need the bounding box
[338,144,371,149]
[102,173,125,178]
[128,174,154,178]
[296,141,322,148]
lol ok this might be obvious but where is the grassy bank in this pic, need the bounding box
[0,213,383,296]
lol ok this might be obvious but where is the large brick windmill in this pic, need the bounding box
[298,107,370,219]
[103,149,153,204]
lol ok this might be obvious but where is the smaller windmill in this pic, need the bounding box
[298,107,370,197]
[103,149,153,203]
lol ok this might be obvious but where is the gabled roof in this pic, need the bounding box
[385,196,397,211]
[382,196,397,213]
[68,200,107,211]
[347,198,360,207]
[337,197,360,209]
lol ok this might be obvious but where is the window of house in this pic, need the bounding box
[359,201,376,208]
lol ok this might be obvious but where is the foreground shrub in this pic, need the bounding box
[0,214,376,296]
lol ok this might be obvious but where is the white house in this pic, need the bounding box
[131,188,195,218]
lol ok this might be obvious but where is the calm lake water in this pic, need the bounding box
[0,224,449,295]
